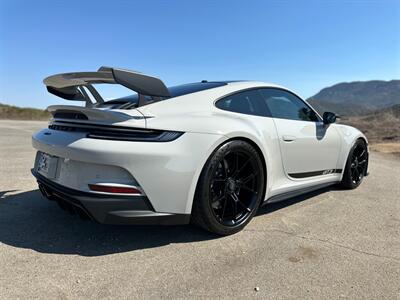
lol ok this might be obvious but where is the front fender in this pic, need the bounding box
[335,124,369,177]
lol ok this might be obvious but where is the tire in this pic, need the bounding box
[339,139,368,189]
[191,140,265,235]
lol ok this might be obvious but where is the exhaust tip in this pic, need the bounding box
[38,183,56,201]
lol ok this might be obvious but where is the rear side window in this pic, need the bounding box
[258,88,319,122]
[215,89,265,116]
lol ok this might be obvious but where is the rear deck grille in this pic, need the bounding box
[53,111,88,120]
[49,124,81,132]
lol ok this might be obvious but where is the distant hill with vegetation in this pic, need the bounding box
[307,80,400,116]
[340,104,400,143]
[0,103,50,120]
[1,80,399,146]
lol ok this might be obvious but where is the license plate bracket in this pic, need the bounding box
[35,152,59,179]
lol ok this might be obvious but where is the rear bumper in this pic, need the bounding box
[32,128,225,214]
[33,170,190,225]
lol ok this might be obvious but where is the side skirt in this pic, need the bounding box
[262,182,337,205]
[288,169,342,179]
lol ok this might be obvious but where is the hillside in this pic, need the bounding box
[0,103,50,120]
[308,80,400,116]
[1,82,399,145]
[340,104,400,143]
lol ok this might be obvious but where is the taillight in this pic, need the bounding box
[48,122,184,142]
[88,184,143,195]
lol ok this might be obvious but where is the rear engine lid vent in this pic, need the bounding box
[53,111,88,120]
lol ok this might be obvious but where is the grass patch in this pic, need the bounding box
[0,103,50,120]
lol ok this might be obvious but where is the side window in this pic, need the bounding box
[215,89,265,116]
[258,88,319,122]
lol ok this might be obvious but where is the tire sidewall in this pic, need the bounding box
[194,140,265,235]
[342,139,367,189]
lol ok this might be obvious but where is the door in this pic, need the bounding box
[258,88,342,178]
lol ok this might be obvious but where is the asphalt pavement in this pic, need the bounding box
[0,120,399,299]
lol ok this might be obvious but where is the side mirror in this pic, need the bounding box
[323,111,338,124]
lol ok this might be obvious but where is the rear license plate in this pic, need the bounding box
[36,152,59,179]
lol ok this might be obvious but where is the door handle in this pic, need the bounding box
[282,135,296,142]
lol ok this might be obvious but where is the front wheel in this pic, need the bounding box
[191,140,265,235]
[340,139,368,189]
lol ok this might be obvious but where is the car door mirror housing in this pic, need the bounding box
[323,112,337,124]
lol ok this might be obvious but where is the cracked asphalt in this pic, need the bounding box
[0,120,399,299]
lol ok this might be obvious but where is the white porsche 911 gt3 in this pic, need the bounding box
[32,66,369,235]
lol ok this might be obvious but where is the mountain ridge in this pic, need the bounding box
[340,104,400,143]
[307,79,400,116]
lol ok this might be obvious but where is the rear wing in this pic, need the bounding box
[43,66,170,107]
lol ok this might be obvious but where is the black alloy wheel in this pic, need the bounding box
[349,142,368,185]
[209,150,260,226]
[192,140,265,235]
[340,139,368,189]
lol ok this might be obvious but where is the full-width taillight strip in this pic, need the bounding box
[49,121,184,142]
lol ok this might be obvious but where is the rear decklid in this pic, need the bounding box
[46,105,148,128]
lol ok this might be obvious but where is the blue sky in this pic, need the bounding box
[0,0,399,108]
